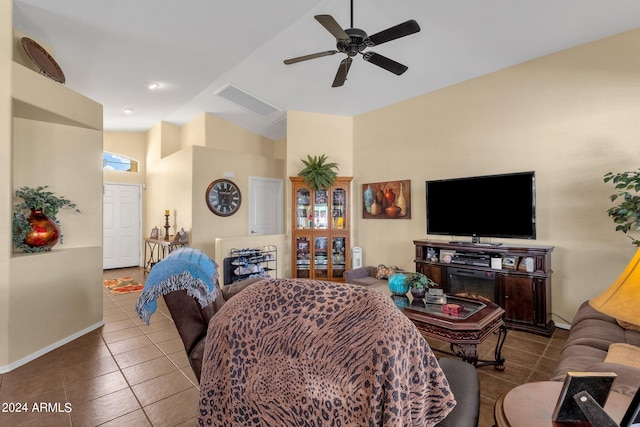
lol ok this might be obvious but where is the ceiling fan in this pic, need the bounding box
[283,0,420,87]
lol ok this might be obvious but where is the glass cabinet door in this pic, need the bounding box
[331,236,347,279]
[314,236,328,279]
[295,236,310,278]
[295,188,311,230]
[313,189,329,230]
[332,187,347,230]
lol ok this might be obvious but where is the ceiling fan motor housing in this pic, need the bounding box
[338,28,369,56]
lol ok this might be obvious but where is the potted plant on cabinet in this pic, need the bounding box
[298,154,339,191]
[12,185,80,253]
[604,169,640,246]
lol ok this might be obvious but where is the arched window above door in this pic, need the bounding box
[103,152,138,173]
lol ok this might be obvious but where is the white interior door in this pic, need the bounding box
[103,183,142,269]
[249,177,283,235]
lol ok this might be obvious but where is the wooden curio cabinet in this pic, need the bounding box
[291,177,352,281]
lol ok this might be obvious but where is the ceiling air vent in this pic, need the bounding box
[273,114,287,128]
[214,84,281,117]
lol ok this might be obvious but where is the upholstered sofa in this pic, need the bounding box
[343,265,387,286]
[163,277,263,381]
[165,276,480,426]
[550,301,640,396]
[343,265,400,291]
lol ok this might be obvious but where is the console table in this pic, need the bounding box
[143,237,188,274]
[414,240,554,336]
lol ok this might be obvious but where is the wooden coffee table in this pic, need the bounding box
[393,294,507,369]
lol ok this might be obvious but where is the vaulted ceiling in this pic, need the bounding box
[13,0,640,140]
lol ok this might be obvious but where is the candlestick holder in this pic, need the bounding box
[164,214,170,241]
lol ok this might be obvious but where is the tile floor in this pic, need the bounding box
[426,324,569,427]
[0,266,569,426]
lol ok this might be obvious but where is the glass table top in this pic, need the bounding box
[392,294,486,320]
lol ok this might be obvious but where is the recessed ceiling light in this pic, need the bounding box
[145,82,160,90]
[122,108,134,114]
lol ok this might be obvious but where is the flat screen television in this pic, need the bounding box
[426,171,536,242]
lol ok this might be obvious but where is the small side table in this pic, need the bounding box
[143,237,188,274]
[494,381,632,427]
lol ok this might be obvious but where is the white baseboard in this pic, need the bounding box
[555,322,571,330]
[0,321,105,374]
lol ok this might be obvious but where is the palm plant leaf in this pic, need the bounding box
[298,154,339,191]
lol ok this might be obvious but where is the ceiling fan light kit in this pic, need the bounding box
[283,1,420,87]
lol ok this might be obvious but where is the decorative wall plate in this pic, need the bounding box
[21,37,66,84]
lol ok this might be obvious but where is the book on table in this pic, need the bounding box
[551,371,617,422]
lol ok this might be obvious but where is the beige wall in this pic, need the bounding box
[286,110,354,178]
[204,113,275,156]
[9,247,103,361]
[352,28,640,324]
[191,146,285,253]
[161,121,182,158]
[4,59,103,369]
[13,119,103,247]
[181,113,206,148]
[7,110,103,366]
[143,114,284,259]
[0,0,13,367]
[145,122,193,242]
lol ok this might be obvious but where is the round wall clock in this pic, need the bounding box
[206,179,242,217]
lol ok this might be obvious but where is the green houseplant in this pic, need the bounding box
[298,154,339,191]
[604,169,640,246]
[12,185,80,252]
[406,272,439,289]
[406,272,439,298]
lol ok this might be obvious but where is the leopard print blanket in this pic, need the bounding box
[198,278,456,426]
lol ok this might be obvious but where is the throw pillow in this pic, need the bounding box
[617,319,640,332]
[604,343,640,368]
[376,264,398,280]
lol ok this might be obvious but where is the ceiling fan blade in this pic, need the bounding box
[284,50,338,65]
[315,15,351,42]
[367,19,420,46]
[332,57,353,87]
[362,52,408,75]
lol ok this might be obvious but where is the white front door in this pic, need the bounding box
[248,177,283,235]
[103,183,142,269]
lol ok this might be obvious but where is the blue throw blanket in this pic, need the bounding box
[135,247,220,324]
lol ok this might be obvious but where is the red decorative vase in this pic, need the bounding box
[384,188,396,207]
[24,209,60,249]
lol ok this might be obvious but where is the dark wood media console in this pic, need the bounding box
[414,240,555,336]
